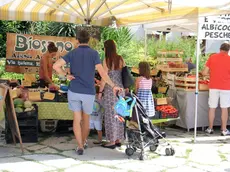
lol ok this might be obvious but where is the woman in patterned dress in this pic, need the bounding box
[135,62,155,118]
[98,40,125,149]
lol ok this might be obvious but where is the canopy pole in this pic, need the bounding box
[194,8,200,143]
[144,29,147,58]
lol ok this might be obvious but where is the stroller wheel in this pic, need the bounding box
[149,145,158,152]
[170,148,175,156]
[132,147,137,152]
[165,148,171,156]
[125,148,135,156]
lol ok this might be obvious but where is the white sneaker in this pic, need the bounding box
[221,129,230,136]
[205,128,214,134]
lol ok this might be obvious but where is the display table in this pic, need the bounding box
[0,102,73,121]
[168,89,230,131]
[36,102,72,120]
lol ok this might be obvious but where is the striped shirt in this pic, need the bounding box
[138,77,152,89]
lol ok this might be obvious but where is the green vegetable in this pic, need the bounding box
[24,100,32,108]
[24,107,34,112]
[13,98,24,108]
[153,93,166,98]
[15,107,23,113]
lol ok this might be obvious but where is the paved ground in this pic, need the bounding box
[0,127,230,172]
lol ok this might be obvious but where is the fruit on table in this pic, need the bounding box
[168,62,176,68]
[156,105,177,113]
[14,98,24,108]
[199,80,209,85]
[167,62,186,68]
[24,100,32,108]
[15,107,23,113]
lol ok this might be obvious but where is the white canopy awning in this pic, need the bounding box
[0,0,230,26]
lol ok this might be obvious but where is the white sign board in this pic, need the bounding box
[199,14,230,40]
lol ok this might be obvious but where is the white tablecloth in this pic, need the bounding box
[168,89,230,130]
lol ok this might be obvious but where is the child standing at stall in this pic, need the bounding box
[135,62,155,118]
[89,85,103,144]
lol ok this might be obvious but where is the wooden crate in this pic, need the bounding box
[157,58,183,62]
[175,76,196,82]
[156,65,188,72]
[175,76,196,91]
[157,51,184,55]
[175,77,196,86]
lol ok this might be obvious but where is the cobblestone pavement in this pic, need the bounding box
[0,127,230,172]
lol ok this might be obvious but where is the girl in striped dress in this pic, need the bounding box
[135,62,155,118]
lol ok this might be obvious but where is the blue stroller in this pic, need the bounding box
[115,92,175,160]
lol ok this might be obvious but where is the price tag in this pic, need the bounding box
[28,92,41,101]
[43,92,55,100]
[156,98,167,105]
[22,80,32,87]
[158,87,167,93]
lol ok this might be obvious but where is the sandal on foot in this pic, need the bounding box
[101,144,116,149]
[75,148,84,155]
[93,141,102,144]
[115,143,122,147]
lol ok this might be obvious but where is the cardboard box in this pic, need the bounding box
[156,98,167,105]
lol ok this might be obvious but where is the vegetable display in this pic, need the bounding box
[153,93,166,98]
[156,105,177,114]
[13,97,35,113]
[199,80,209,85]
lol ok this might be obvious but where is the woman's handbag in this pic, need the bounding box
[122,66,134,89]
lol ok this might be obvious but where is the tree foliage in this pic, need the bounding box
[0,20,207,75]
[48,22,77,37]
[0,21,49,58]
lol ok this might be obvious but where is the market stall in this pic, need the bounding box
[168,89,230,131]
[131,49,218,130]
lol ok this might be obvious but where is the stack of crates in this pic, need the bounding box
[5,104,38,143]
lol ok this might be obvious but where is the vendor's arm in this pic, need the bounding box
[53,54,75,80]
[42,58,53,84]
[53,58,67,76]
